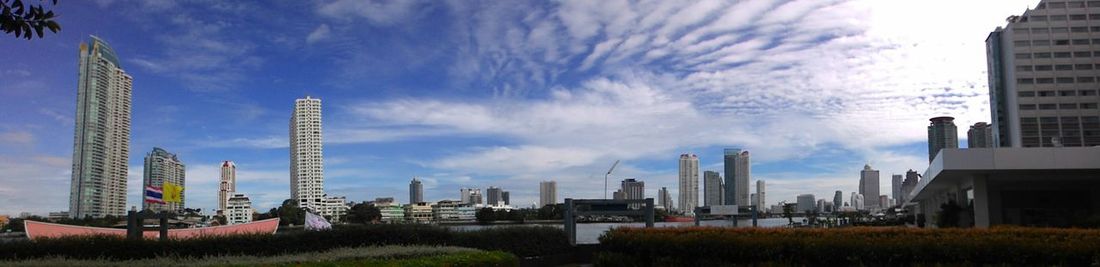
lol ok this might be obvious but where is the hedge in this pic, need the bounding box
[596,227,1100,266]
[1,246,503,267]
[0,224,568,261]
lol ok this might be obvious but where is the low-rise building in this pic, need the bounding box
[226,193,253,225]
[378,204,405,223]
[405,202,434,223]
[47,211,70,222]
[432,200,476,222]
[323,196,349,223]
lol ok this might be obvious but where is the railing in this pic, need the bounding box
[563,198,654,246]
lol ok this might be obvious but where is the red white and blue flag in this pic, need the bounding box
[144,186,165,204]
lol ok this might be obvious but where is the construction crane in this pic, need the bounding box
[604,160,620,199]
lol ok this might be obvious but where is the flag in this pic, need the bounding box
[163,182,184,203]
[144,186,165,204]
[305,212,332,231]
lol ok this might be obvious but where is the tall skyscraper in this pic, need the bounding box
[290,96,327,214]
[142,147,185,212]
[703,171,723,207]
[796,194,815,213]
[832,190,843,209]
[218,161,236,214]
[409,177,423,204]
[986,2,1100,148]
[620,178,645,209]
[755,180,765,209]
[891,174,902,204]
[899,169,920,205]
[539,181,557,208]
[486,186,503,206]
[850,192,865,210]
[460,188,482,205]
[723,149,750,206]
[69,36,132,219]
[502,191,510,205]
[968,122,995,148]
[658,187,673,211]
[859,164,880,209]
[678,154,699,214]
[928,116,959,162]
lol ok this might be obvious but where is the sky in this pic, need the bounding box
[0,0,1041,215]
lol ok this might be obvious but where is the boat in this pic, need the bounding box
[24,218,280,240]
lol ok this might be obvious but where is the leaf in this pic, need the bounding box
[46,20,59,32]
[33,23,42,38]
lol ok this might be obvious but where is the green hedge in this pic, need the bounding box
[315,251,518,267]
[596,227,1100,266]
[0,224,567,261]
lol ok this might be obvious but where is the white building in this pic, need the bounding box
[755,180,766,209]
[289,96,346,219]
[658,187,673,211]
[986,0,1100,148]
[859,164,880,209]
[539,181,557,208]
[850,192,865,210]
[70,36,132,219]
[219,161,236,214]
[678,154,699,214]
[142,147,185,212]
[405,202,434,223]
[225,193,252,225]
[432,200,475,221]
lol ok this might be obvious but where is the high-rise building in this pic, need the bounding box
[723,149,750,206]
[968,122,995,148]
[658,187,673,211]
[502,191,510,205]
[796,194,815,213]
[986,2,1100,148]
[891,174,902,205]
[879,195,890,209]
[142,147,185,212]
[678,154,699,214]
[755,180,765,208]
[850,192,865,210]
[750,193,758,208]
[290,96,328,215]
[833,191,843,209]
[899,169,920,204]
[928,116,959,162]
[539,181,557,207]
[409,177,423,204]
[218,161,236,214]
[69,36,132,219]
[225,193,252,225]
[859,164,880,209]
[486,186,503,206]
[620,178,645,209]
[703,171,723,207]
[460,188,483,205]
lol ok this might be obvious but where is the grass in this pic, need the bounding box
[0,246,517,267]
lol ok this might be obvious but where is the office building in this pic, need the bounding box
[928,116,960,162]
[859,164,880,208]
[486,186,503,206]
[539,181,557,207]
[678,154,699,214]
[405,202,434,223]
[409,177,423,204]
[796,194,815,213]
[502,191,510,205]
[900,169,920,204]
[850,193,865,210]
[225,193,252,225]
[378,203,405,223]
[892,174,903,205]
[218,161,236,214]
[833,190,843,209]
[70,36,132,219]
[968,122,995,148]
[879,195,890,208]
[658,187,673,211]
[723,149,750,206]
[290,96,327,214]
[142,147,185,212]
[620,178,645,209]
[432,200,475,222]
[985,1,1100,148]
[703,171,722,207]
[755,180,765,208]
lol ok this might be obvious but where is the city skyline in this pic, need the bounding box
[0,0,1039,215]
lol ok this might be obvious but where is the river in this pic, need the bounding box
[446,217,802,244]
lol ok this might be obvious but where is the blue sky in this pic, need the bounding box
[0,0,1039,215]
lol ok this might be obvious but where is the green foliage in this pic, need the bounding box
[310,251,518,267]
[0,246,507,267]
[0,0,61,39]
[275,199,304,226]
[475,208,525,224]
[596,227,1100,266]
[536,204,563,220]
[0,224,569,260]
[346,202,382,224]
[781,203,795,224]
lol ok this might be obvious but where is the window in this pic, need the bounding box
[1040,104,1058,110]
[1077,64,1094,70]
[1074,39,1091,45]
[1020,104,1038,110]
[1052,27,1069,33]
[1038,78,1056,84]
[1020,91,1037,97]
[1016,53,1033,59]
[1050,2,1067,8]
[1039,91,1058,97]
[1070,2,1087,8]
[1091,1,1100,7]
[1056,64,1074,70]
[1083,103,1100,109]
[1072,26,1090,32]
[1032,15,1049,21]
[1061,90,1078,96]
[1018,78,1035,84]
[1070,14,1088,20]
[1055,52,1073,58]
[1093,27,1100,32]
[1036,65,1054,71]
[1062,104,1079,109]
[1057,77,1076,83]
[1078,76,1096,83]
[1052,15,1068,21]
[1094,39,1100,44]
[1053,39,1069,45]
[1084,90,1099,96]
[1075,52,1092,57]
[1013,27,1030,34]
[1092,14,1100,20]
[1017,65,1034,71]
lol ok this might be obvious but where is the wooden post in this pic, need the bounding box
[564,198,575,246]
[644,198,654,228]
[159,211,168,242]
[126,210,140,240]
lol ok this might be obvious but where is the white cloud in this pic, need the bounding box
[316,0,424,25]
[306,24,332,44]
[0,131,34,145]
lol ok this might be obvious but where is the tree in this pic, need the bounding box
[537,204,563,220]
[475,207,496,224]
[276,199,304,226]
[347,203,381,224]
[1,0,61,39]
[782,203,796,225]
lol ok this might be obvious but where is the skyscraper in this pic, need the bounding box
[620,178,645,209]
[899,169,920,205]
[796,194,815,213]
[409,177,423,204]
[832,190,843,209]
[678,154,699,214]
[69,36,132,219]
[859,164,880,209]
[502,191,510,205]
[218,161,236,214]
[142,147,185,212]
[290,96,327,214]
[755,180,765,209]
[986,2,1100,148]
[539,181,557,208]
[658,187,673,211]
[928,116,959,162]
[703,171,723,207]
[486,186,503,206]
[968,122,995,148]
[460,188,482,205]
[891,174,902,205]
[850,192,865,210]
[723,149,750,206]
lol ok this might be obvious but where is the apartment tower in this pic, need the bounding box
[218,161,236,214]
[290,96,327,214]
[928,116,959,162]
[678,154,699,214]
[142,147,185,212]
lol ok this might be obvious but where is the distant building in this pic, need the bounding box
[324,196,349,222]
[967,122,994,148]
[899,169,920,205]
[859,164,880,209]
[816,199,826,213]
[755,180,765,208]
[409,177,423,204]
[460,188,482,205]
[678,154,699,215]
[850,192,865,210]
[372,197,395,206]
[502,191,510,205]
[620,178,645,209]
[539,181,557,208]
[290,96,336,217]
[48,212,70,221]
[143,147,186,212]
[432,200,475,222]
[723,149,751,206]
[0,215,8,228]
[703,171,723,207]
[378,203,404,223]
[218,161,236,215]
[832,191,843,209]
[226,193,253,225]
[892,174,903,205]
[405,202,434,223]
[750,193,757,209]
[879,195,890,208]
[486,187,504,206]
[796,194,815,213]
[658,187,673,211]
[928,116,959,162]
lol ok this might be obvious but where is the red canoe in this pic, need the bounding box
[24,218,280,240]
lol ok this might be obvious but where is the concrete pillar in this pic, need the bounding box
[972,175,991,228]
[563,198,575,246]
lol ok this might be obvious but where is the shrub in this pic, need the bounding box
[596,227,1100,266]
